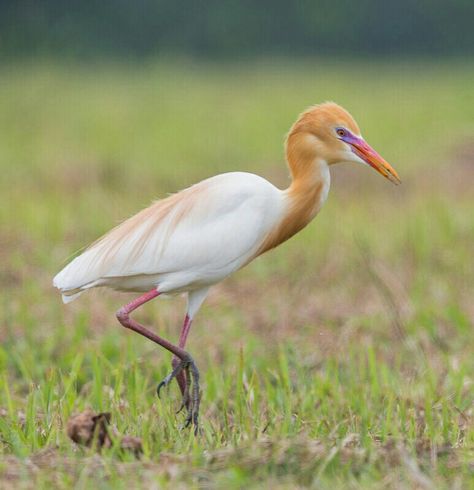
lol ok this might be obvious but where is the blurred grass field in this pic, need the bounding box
[0,60,473,488]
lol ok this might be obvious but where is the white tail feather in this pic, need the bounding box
[61,291,84,304]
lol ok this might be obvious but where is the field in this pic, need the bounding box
[0,60,473,488]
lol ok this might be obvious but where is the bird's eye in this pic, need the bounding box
[336,128,346,138]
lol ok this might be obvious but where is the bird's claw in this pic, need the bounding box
[182,402,200,436]
[184,408,199,432]
[157,355,189,398]
[157,355,201,432]
[156,374,174,398]
[176,390,190,414]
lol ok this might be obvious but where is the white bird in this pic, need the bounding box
[54,102,400,429]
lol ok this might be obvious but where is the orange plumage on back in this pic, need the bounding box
[85,181,211,275]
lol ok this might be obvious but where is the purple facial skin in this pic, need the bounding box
[335,127,401,184]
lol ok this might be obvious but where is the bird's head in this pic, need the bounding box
[286,102,400,184]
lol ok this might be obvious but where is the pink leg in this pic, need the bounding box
[116,289,201,429]
[116,289,189,360]
[173,314,193,399]
[178,314,192,348]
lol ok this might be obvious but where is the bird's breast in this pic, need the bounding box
[252,162,330,258]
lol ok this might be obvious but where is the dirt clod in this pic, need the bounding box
[67,409,112,449]
[67,409,142,456]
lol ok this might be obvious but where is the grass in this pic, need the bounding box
[0,59,473,488]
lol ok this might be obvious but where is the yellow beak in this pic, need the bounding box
[350,137,401,185]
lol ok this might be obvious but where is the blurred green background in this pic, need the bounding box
[0,2,473,489]
[2,0,474,58]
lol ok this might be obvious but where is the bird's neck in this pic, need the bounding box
[282,133,330,237]
[255,133,330,256]
[284,156,330,224]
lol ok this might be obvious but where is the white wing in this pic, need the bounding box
[53,172,284,302]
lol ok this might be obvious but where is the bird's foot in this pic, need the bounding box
[176,386,190,414]
[183,359,200,433]
[157,354,200,433]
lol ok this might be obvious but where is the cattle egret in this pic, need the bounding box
[54,102,400,430]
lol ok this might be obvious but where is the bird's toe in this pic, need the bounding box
[156,353,201,433]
